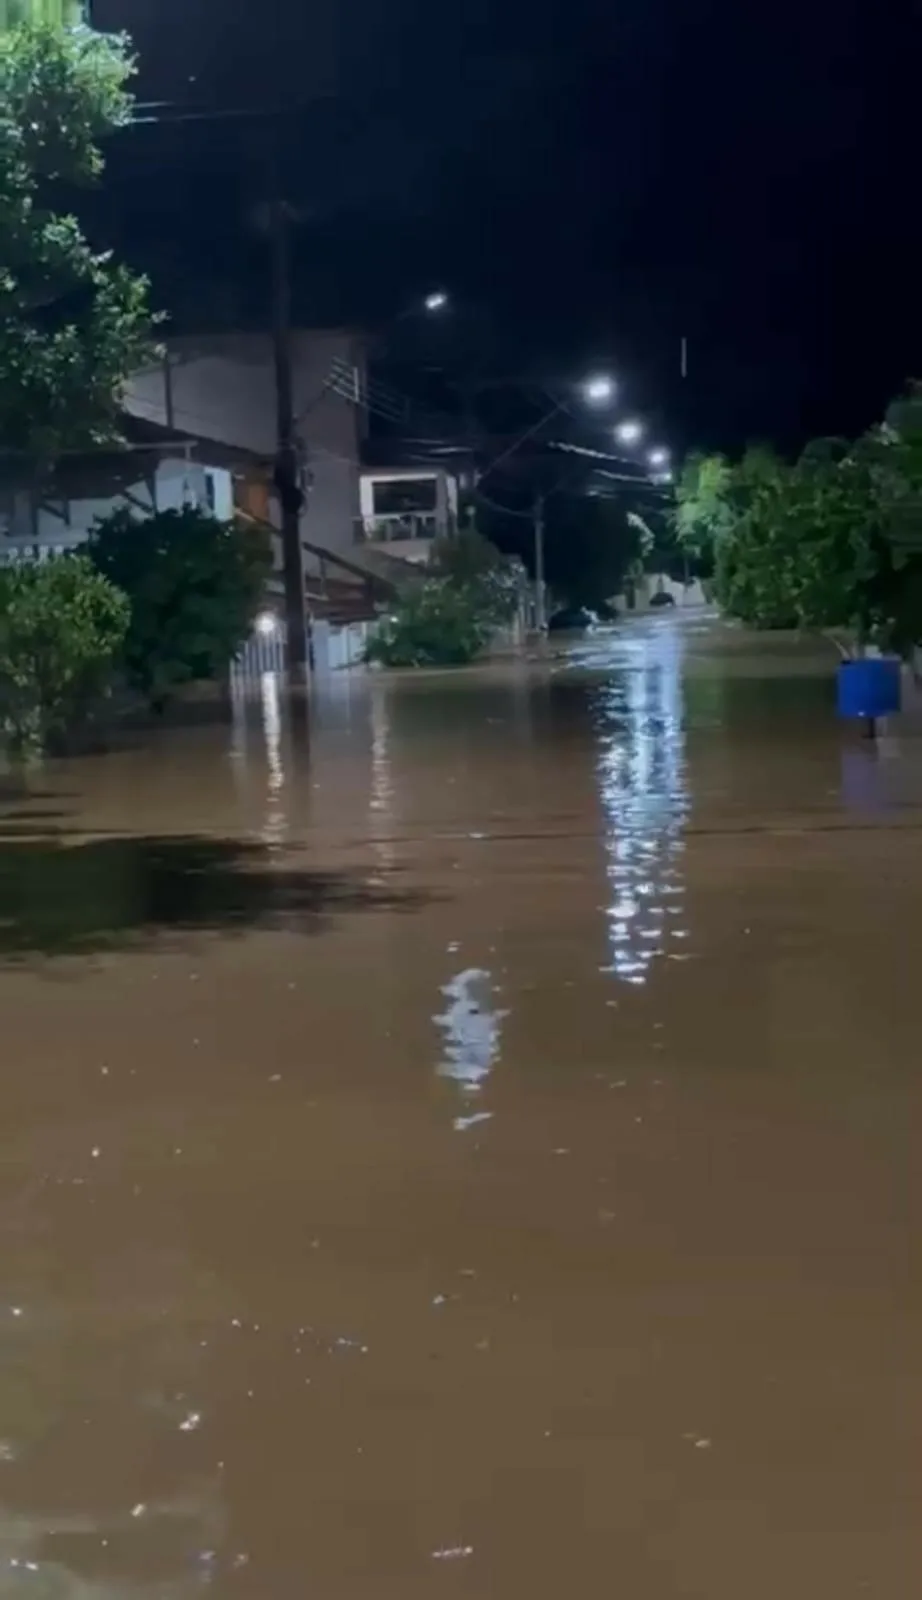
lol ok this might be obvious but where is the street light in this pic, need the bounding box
[583,374,617,405]
[615,419,644,446]
[647,446,670,469]
[423,290,449,313]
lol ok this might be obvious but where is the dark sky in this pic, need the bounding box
[91,0,920,455]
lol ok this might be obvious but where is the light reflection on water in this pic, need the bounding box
[434,967,506,1127]
[258,671,287,850]
[593,622,690,984]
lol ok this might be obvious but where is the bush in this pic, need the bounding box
[88,506,272,708]
[430,529,523,626]
[366,581,487,668]
[0,554,129,752]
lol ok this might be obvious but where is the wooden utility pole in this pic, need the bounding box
[533,493,547,632]
[268,157,309,682]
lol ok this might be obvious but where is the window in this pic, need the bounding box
[372,477,437,518]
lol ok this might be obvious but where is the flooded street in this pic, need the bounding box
[1,615,919,1598]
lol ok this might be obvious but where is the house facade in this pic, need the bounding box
[358,466,459,565]
[0,439,235,562]
[124,331,365,581]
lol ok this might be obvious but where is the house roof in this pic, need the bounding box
[0,414,272,498]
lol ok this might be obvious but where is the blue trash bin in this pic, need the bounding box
[837,656,902,721]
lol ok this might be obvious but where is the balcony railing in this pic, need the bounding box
[358,515,444,544]
[0,538,84,564]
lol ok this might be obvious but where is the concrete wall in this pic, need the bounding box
[613,574,708,613]
[125,332,363,575]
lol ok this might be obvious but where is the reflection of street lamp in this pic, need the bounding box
[615,419,644,446]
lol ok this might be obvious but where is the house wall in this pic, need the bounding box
[0,460,233,554]
[125,332,363,574]
[358,469,458,524]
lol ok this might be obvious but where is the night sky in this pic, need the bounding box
[91,1,920,456]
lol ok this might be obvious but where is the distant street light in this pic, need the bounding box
[615,419,644,446]
[423,290,449,313]
[648,446,670,469]
[479,372,617,636]
[583,374,616,405]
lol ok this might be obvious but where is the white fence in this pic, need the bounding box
[312,619,372,674]
[230,617,372,693]
[0,541,81,565]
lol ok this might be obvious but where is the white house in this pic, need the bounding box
[0,427,236,563]
[358,465,459,564]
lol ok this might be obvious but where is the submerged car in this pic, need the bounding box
[547,606,599,632]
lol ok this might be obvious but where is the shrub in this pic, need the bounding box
[0,554,129,752]
[366,581,487,668]
[430,529,523,626]
[88,506,272,708]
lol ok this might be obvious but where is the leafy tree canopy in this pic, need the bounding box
[0,552,128,750]
[88,507,272,707]
[672,452,733,574]
[430,526,524,625]
[681,383,922,652]
[366,581,487,669]
[0,17,155,459]
[1,3,85,28]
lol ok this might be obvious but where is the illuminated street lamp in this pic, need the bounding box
[583,374,617,405]
[423,290,449,313]
[647,446,670,469]
[615,419,644,446]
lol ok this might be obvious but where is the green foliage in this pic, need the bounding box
[672,452,732,573]
[698,385,922,653]
[430,526,523,626]
[1,4,85,27]
[713,444,877,633]
[366,581,487,668]
[0,19,156,458]
[0,552,128,750]
[88,506,272,707]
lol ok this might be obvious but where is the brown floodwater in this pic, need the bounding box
[1,615,919,1598]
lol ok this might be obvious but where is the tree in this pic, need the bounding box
[0,553,129,750]
[88,507,272,708]
[0,18,155,460]
[366,581,487,668]
[712,442,880,635]
[707,394,922,654]
[672,452,732,575]
[430,526,524,626]
[1,3,85,27]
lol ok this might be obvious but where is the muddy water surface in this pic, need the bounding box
[1,617,919,1597]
